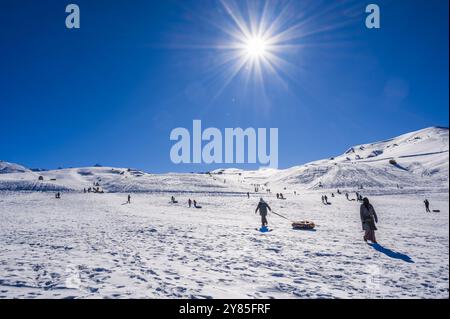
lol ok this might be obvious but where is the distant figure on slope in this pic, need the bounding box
[55,192,61,199]
[247,192,250,199]
[255,198,272,228]
[345,193,349,200]
[127,194,131,204]
[188,198,192,208]
[193,200,202,208]
[360,197,378,244]
[424,199,431,213]
[276,193,280,199]
[83,188,86,193]
[171,196,177,204]
[324,195,329,205]
[321,195,325,204]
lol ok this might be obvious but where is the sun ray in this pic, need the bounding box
[165,0,363,106]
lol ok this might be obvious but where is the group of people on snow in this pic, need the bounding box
[83,187,103,193]
[321,195,330,205]
[276,193,286,200]
[52,182,436,246]
[188,198,201,208]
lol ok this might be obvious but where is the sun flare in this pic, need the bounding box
[244,36,269,59]
[193,0,362,98]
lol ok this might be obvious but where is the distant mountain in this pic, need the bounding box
[0,127,448,194]
[0,161,30,174]
[268,126,449,191]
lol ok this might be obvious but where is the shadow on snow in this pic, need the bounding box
[369,243,414,263]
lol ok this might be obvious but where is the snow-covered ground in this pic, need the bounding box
[0,127,448,298]
[0,191,448,299]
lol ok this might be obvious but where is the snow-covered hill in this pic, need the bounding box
[216,127,449,194]
[0,127,448,195]
[0,127,448,299]
[0,161,30,174]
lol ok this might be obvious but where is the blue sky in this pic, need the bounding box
[0,0,448,172]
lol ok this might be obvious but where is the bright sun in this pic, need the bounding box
[244,36,268,59]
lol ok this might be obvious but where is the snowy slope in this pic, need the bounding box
[0,127,448,299]
[0,191,448,298]
[0,166,248,194]
[1,127,447,194]
[0,161,30,174]
[216,127,449,194]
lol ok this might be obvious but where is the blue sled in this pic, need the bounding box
[259,226,271,233]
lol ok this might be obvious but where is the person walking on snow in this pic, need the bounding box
[424,199,431,213]
[360,197,378,244]
[188,198,192,208]
[255,198,272,228]
[127,194,131,204]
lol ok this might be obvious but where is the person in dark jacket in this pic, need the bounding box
[424,199,431,213]
[188,198,192,208]
[360,197,378,243]
[255,198,271,227]
[127,194,131,204]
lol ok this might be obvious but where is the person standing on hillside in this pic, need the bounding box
[424,199,431,213]
[127,194,131,204]
[360,197,378,244]
[255,198,272,228]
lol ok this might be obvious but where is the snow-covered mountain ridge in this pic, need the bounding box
[1,127,448,194]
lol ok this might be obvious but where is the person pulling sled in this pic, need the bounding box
[255,198,272,228]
